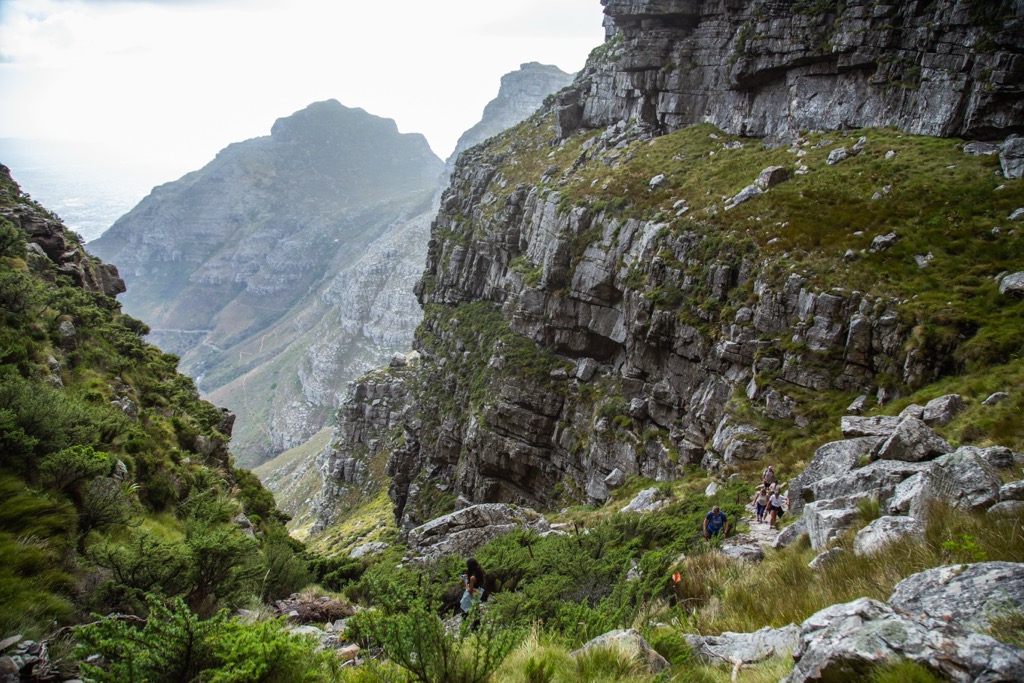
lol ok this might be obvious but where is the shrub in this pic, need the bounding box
[39,445,113,495]
[356,594,522,683]
[74,594,340,683]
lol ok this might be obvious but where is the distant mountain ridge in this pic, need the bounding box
[89,100,443,466]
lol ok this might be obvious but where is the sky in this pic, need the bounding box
[0,0,607,191]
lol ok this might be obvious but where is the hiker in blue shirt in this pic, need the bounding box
[702,504,729,539]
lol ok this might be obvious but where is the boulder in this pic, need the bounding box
[839,415,899,438]
[719,544,764,563]
[604,467,627,488]
[772,517,807,550]
[852,516,923,555]
[620,487,670,513]
[1001,136,1024,179]
[983,392,1010,405]
[960,445,1018,469]
[803,460,930,514]
[787,597,1024,683]
[685,624,799,665]
[803,498,862,551]
[886,472,925,515]
[889,562,1024,632]
[876,416,952,462]
[998,271,1024,296]
[808,547,844,570]
[569,629,668,674]
[921,394,965,426]
[916,448,1003,514]
[987,500,1024,518]
[349,541,389,558]
[788,437,882,515]
[724,184,763,210]
[1000,480,1024,502]
[406,504,549,558]
[755,166,789,190]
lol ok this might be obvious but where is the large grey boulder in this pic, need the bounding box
[620,487,670,513]
[916,448,1003,514]
[803,498,862,551]
[852,515,923,555]
[1001,136,1024,179]
[685,624,799,665]
[886,471,926,515]
[999,480,1024,502]
[772,517,807,550]
[840,415,899,438]
[802,460,930,514]
[787,597,1024,683]
[876,416,952,462]
[788,437,882,515]
[406,504,549,558]
[570,629,668,673]
[889,562,1024,633]
[921,394,965,426]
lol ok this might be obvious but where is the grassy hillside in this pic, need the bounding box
[0,166,345,680]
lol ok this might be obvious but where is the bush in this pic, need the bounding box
[74,594,340,683]
[357,595,522,683]
[86,531,189,614]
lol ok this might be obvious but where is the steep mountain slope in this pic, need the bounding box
[0,164,301,645]
[88,101,443,466]
[311,0,1024,533]
[444,62,573,177]
[250,65,578,530]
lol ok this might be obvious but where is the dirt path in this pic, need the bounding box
[723,506,782,551]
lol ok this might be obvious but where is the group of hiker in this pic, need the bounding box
[701,464,788,540]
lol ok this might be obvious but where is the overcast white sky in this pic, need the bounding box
[0,0,606,184]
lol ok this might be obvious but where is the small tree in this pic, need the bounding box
[39,445,112,495]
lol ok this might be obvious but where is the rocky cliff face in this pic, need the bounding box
[1,166,125,299]
[312,0,1024,534]
[556,0,1024,142]
[445,63,574,177]
[88,101,443,465]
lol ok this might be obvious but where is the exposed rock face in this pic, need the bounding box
[444,62,574,179]
[312,0,1024,534]
[888,562,1024,633]
[89,101,443,465]
[404,503,550,559]
[563,0,1024,143]
[786,596,1024,683]
[0,165,125,298]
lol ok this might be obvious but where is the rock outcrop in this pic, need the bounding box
[444,62,574,180]
[561,0,1024,143]
[1,165,125,298]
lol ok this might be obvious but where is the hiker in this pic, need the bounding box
[767,489,788,528]
[761,464,777,489]
[751,484,771,524]
[702,504,729,539]
[459,557,486,627]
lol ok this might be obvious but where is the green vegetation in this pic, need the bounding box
[0,170,329,677]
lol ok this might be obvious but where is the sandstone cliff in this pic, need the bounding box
[312,0,1024,534]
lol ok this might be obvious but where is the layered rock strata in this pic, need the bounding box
[559,0,1024,142]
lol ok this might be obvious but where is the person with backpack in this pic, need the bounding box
[702,505,729,539]
[459,557,486,628]
[761,465,777,489]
